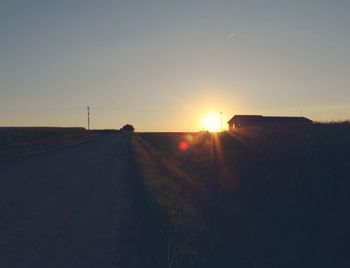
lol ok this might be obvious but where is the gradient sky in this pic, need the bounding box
[1,0,350,131]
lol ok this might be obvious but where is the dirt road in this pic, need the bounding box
[0,134,152,268]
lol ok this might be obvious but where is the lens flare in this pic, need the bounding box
[185,134,194,142]
[179,141,189,151]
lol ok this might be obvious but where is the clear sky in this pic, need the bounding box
[1,0,350,131]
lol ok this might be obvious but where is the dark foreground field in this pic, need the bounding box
[1,125,349,267]
[0,133,161,268]
[0,127,97,161]
[133,123,350,267]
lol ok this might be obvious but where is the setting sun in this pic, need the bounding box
[203,114,221,132]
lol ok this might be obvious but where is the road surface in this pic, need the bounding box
[0,134,153,268]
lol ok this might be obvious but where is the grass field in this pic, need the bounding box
[132,123,350,267]
[0,127,97,160]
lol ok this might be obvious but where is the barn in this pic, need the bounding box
[227,115,313,131]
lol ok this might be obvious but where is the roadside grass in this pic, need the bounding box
[132,123,350,267]
[132,134,210,267]
[0,127,97,161]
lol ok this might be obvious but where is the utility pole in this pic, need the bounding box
[220,112,223,132]
[87,106,90,130]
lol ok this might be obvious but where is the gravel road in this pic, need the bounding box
[0,134,152,268]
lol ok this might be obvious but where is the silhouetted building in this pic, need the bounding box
[227,115,313,131]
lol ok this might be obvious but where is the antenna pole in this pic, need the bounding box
[87,106,90,130]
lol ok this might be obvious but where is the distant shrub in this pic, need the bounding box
[120,124,135,132]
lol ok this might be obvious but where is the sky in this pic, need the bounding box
[1,0,350,131]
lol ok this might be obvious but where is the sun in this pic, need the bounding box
[203,114,221,132]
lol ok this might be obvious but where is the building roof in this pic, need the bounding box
[227,115,313,124]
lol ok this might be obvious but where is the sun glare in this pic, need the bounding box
[203,114,221,132]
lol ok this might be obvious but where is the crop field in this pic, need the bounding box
[0,127,96,160]
[132,123,350,267]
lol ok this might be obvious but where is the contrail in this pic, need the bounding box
[226,32,237,39]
